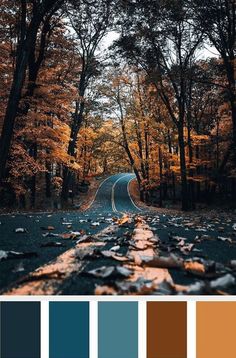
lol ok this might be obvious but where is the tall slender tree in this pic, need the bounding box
[191,0,235,167]
[116,0,203,210]
[0,0,65,181]
[61,0,114,201]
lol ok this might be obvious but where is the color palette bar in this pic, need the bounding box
[147,302,187,358]
[98,302,138,358]
[0,302,40,358]
[1,301,236,358]
[49,302,89,358]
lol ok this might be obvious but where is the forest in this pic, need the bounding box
[0,0,235,212]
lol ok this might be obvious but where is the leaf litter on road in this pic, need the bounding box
[0,250,38,261]
[3,211,236,296]
[85,265,133,279]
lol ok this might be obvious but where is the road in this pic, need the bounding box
[0,173,236,295]
[0,173,140,291]
[86,173,141,214]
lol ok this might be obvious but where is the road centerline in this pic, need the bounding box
[111,174,131,213]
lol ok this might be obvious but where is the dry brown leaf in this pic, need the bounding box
[117,215,130,226]
[101,250,130,262]
[60,233,77,240]
[95,285,117,295]
[141,255,184,269]
[40,226,55,231]
[184,261,205,274]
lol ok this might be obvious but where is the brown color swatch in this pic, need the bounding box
[197,302,236,358]
[147,301,187,358]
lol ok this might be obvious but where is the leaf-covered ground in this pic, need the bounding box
[1,210,236,295]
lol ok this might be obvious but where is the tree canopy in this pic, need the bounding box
[0,0,235,210]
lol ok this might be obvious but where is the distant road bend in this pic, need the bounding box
[86,173,142,214]
[1,172,236,295]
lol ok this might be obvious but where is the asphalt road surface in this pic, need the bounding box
[86,173,141,214]
[0,172,236,294]
[0,173,140,291]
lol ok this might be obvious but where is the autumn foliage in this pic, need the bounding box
[0,0,235,210]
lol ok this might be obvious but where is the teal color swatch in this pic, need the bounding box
[49,302,89,358]
[98,302,138,358]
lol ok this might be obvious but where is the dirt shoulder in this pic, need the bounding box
[129,178,180,215]
[78,175,108,211]
[128,178,236,219]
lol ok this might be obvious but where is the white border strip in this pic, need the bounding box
[41,301,49,358]
[139,301,146,358]
[1,296,235,302]
[90,301,98,358]
[187,301,196,358]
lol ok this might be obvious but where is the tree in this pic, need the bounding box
[61,0,114,201]
[0,2,82,208]
[0,0,65,181]
[191,0,236,166]
[116,0,203,210]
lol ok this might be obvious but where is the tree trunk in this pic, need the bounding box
[30,175,36,208]
[159,146,163,207]
[0,44,32,180]
[178,123,190,211]
[45,164,52,198]
[0,3,55,180]
[61,99,85,201]
[167,130,172,154]
[172,171,176,203]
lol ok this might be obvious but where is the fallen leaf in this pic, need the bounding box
[40,226,55,231]
[91,222,100,227]
[116,278,158,295]
[180,243,195,254]
[117,215,130,226]
[217,236,233,244]
[13,262,25,273]
[186,281,206,295]
[74,248,96,260]
[141,255,184,269]
[86,265,133,279]
[184,261,205,275]
[116,266,133,277]
[76,235,95,244]
[86,266,115,278]
[110,245,120,251]
[228,260,236,268]
[42,232,59,238]
[41,242,65,248]
[210,274,235,290]
[100,250,130,262]
[94,285,117,295]
[15,228,28,233]
[170,235,187,242]
[0,250,8,261]
[0,250,38,260]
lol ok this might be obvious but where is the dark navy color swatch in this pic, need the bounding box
[49,301,89,358]
[98,302,138,358]
[1,301,41,358]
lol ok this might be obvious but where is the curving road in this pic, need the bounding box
[1,172,236,295]
[86,173,141,214]
[0,173,140,291]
